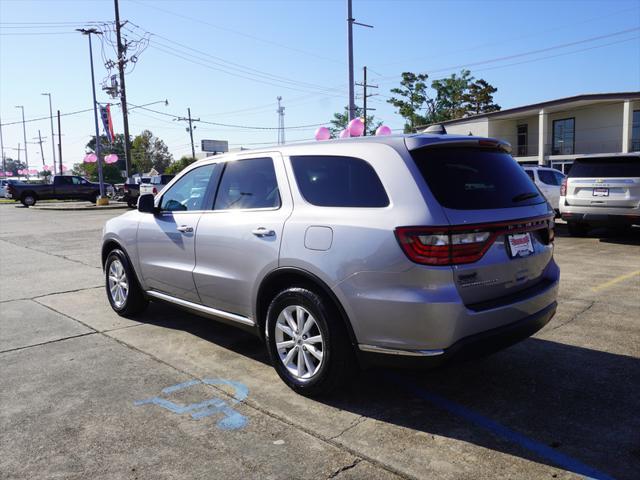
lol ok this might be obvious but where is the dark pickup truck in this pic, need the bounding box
[6,175,112,207]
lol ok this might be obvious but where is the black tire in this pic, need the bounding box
[567,221,588,237]
[21,193,37,207]
[104,248,148,316]
[265,287,357,397]
[127,198,136,208]
[92,192,100,204]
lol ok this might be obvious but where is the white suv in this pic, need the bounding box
[559,153,640,236]
[523,166,565,215]
[102,134,559,395]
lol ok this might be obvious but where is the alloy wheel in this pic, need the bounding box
[108,259,129,308]
[274,305,324,380]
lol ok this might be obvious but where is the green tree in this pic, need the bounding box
[71,162,123,184]
[387,72,429,133]
[329,106,382,138]
[463,79,501,115]
[165,155,197,174]
[3,157,27,176]
[131,130,173,174]
[86,134,128,172]
[426,69,473,124]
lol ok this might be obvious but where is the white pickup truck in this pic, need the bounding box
[139,174,175,196]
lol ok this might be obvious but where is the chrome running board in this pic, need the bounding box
[146,290,255,327]
[358,344,444,357]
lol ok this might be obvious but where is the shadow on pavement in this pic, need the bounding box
[131,302,639,479]
[555,222,640,245]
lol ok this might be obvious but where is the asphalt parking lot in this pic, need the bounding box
[1,204,638,480]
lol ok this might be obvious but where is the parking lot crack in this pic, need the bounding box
[327,458,361,479]
[0,332,96,355]
[328,415,366,440]
[0,237,101,270]
[547,300,595,332]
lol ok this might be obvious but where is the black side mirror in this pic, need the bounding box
[138,193,156,214]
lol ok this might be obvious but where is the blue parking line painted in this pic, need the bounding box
[384,373,615,480]
[135,378,248,430]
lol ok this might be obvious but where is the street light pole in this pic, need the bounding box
[347,0,355,122]
[41,93,57,175]
[15,105,29,177]
[78,28,106,201]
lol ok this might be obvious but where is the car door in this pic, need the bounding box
[137,163,219,303]
[193,154,292,319]
[537,169,563,209]
[55,176,75,199]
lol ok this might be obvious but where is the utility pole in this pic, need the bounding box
[32,130,46,167]
[15,105,29,176]
[177,108,199,159]
[346,0,372,122]
[41,93,57,174]
[355,66,378,135]
[276,96,285,145]
[78,28,106,201]
[57,110,63,174]
[114,0,132,178]
[0,115,5,173]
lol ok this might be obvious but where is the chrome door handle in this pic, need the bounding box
[176,225,194,233]
[252,227,275,237]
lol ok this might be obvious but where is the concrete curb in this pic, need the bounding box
[30,203,130,211]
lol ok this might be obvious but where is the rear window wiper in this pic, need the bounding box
[512,191,539,202]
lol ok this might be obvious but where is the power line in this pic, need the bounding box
[128,0,343,64]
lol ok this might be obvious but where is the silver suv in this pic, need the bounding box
[559,153,640,236]
[102,134,559,396]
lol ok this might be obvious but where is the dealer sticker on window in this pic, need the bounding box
[507,233,534,258]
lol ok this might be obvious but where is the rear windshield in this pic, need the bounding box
[411,147,545,210]
[568,157,640,178]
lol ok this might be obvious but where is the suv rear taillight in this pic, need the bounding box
[152,187,158,195]
[560,178,567,197]
[395,216,553,266]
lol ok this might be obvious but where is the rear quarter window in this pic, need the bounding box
[290,155,389,207]
[568,157,640,178]
[411,147,545,210]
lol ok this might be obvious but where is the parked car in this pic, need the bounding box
[102,134,559,396]
[523,166,566,215]
[123,176,151,208]
[559,153,640,236]
[139,174,175,197]
[0,179,21,198]
[6,175,112,207]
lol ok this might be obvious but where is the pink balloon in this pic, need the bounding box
[62,165,68,172]
[339,128,351,139]
[29,169,38,175]
[104,154,119,164]
[314,126,331,141]
[375,125,392,136]
[5,171,12,176]
[17,169,23,175]
[84,153,97,163]
[348,118,365,137]
[0,172,4,177]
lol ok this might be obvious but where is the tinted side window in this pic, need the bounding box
[160,164,216,212]
[524,170,535,182]
[290,155,389,207]
[214,158,280,210]
[538,170,562,186]
[568,157,640,178]
[57,177,73,185]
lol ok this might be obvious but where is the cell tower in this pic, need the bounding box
[277,96,285,145]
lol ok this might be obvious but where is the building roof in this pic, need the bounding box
[438,92,640,125]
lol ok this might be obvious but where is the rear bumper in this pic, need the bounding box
[357,301,556,369]
[561,211,640,226]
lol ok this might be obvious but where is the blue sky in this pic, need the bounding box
[1,0,639,171]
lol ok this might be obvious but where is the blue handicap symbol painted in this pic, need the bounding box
[134,378,248,430]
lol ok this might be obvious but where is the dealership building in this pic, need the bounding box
[440,92,640,173]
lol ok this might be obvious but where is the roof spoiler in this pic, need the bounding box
[405,136,512,154]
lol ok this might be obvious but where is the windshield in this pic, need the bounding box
[411,147,545,210]
[568,157,640,178]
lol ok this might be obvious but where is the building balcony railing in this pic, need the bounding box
[510,139,628,157]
